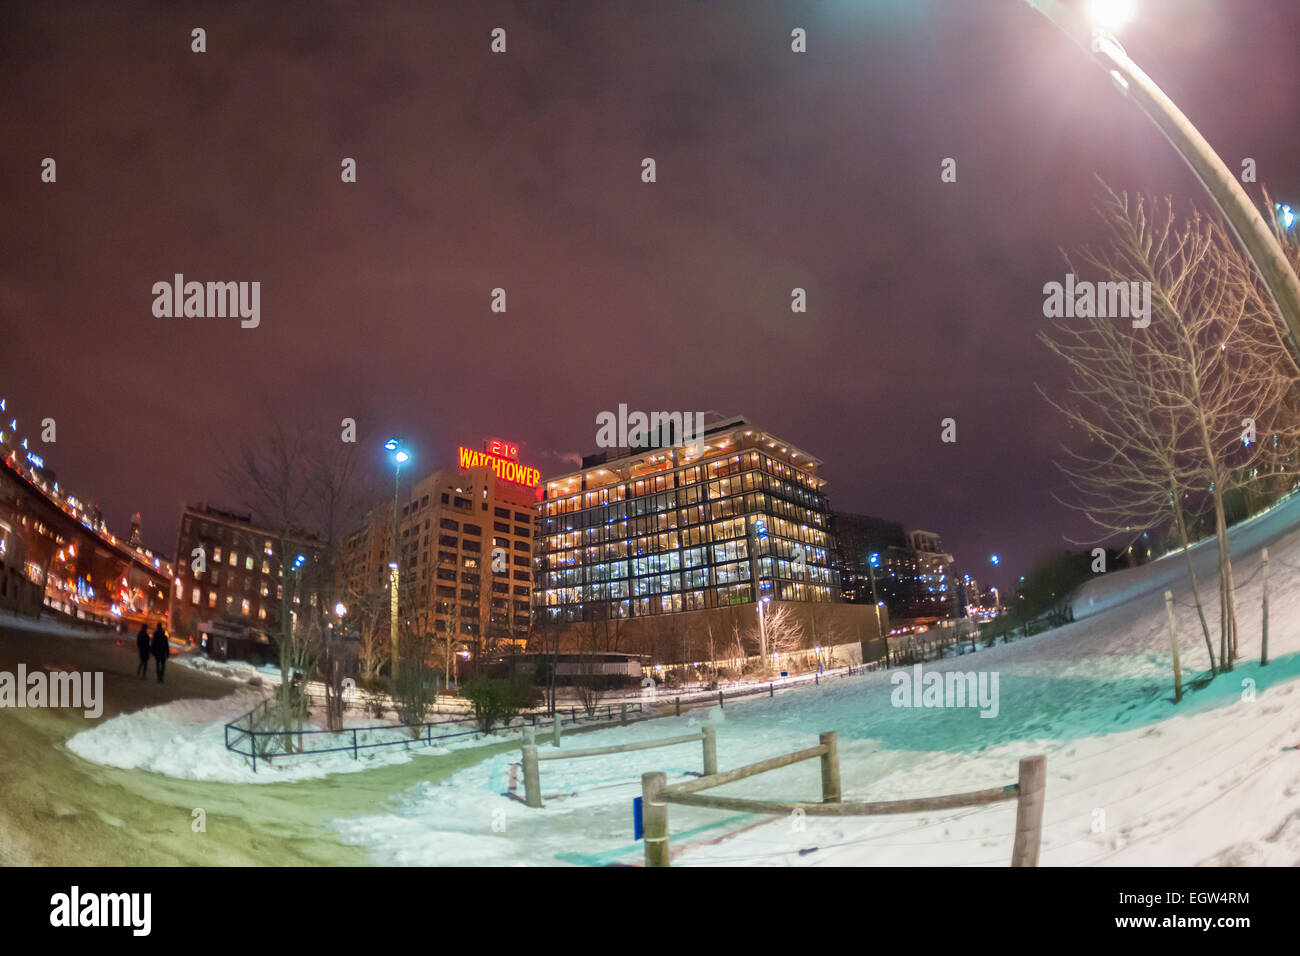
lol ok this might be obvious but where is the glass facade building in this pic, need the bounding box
[536,416,839,624]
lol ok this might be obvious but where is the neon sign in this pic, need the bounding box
[457,445,540,488]
[485,438,519,460]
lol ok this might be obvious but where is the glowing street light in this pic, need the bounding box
[1023,0,1300,368]
[1087,0,1134,32]
[385,437,409,677]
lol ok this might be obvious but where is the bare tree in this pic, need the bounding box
[223,418,371,742]
[1040,188,1300,677]
[760,602,806,666]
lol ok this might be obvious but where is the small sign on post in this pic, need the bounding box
[633,796,644,841]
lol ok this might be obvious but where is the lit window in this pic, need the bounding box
[208,592,216,608]
[241,598,250,616]
[191,587,200,605]
[213,547,222,563]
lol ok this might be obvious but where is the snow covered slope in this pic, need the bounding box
[334,499,1300,866]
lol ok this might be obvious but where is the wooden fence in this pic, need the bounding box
[641,731,1046,867]
[522,725,717,809]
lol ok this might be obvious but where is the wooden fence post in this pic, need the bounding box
[642,772,669,867]
[552,712,562,747]
[525,725,536,748]
[522,744,542,808]
[1261,547,1270,666]
[1011,755,1046,867]
[1164,590,1183,702]
[621,702,629,726]
[701,725,717,776]
[675,696,680,717]
[819,730,840,803]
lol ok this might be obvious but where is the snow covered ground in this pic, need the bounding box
[331,497,1300,866]
[57,495,1300,863]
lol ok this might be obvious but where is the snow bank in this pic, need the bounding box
[0,609,117,640]
[64,691,533,784]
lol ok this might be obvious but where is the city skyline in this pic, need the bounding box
[5,0,1300,589]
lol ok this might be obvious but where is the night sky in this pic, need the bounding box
[3,0,1299,588]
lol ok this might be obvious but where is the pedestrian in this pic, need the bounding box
[135,623,151,679]
[151,621,170,683]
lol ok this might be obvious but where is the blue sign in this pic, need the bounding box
[633,796,644,841]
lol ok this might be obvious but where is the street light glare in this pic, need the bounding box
[1088,0,1134,32]
[394,450,410,463]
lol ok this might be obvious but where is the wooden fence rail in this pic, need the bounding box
[522,725,717,809]
[642,731,1046,867]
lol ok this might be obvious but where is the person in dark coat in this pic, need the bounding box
[135,624,151,678]
[150,622,170,683]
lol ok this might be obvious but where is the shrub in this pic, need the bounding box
[389,645,434,737]
[462,675,541,733]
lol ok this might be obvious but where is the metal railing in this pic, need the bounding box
[223,697,642,772]
[655,658,888,716]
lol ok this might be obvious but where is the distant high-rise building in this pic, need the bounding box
[533,414,884,665]
[337,439,540,658]
[834,513,958,626]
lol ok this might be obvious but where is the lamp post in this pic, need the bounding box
[747,517,769,664]
[867,551,886,664]
[1023,0,1300,366]
[384,438,409,678]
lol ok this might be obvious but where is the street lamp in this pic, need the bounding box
[1086,0,1133,32]
[384,437,409,678]
[1024,0,1300,365]
[867,552,885,662]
